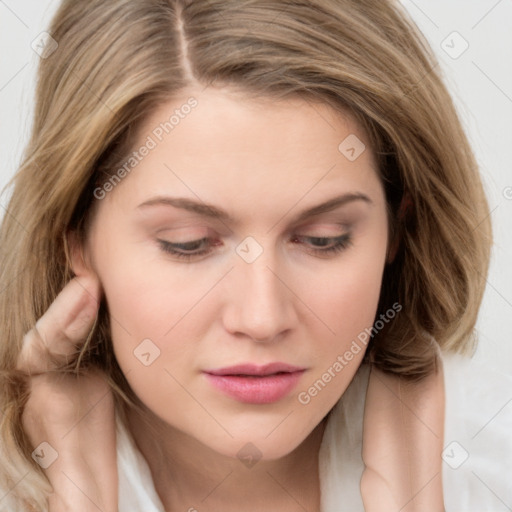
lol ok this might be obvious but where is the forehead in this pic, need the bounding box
[138,86,370,159]
[101,87,383,220]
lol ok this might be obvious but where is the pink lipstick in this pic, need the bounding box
[204,363,305,404]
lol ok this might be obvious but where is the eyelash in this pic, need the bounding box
[157,234,353,261]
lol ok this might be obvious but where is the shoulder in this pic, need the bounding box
[440,351,512,511]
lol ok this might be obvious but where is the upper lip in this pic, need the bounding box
[204,363,305,377]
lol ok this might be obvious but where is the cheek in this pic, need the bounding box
[295,233,388,405]
[310,240,387,347]
[96,256,205,421]
[92,241,206,370]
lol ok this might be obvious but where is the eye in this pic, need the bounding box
[157,233,353,262]
[290,233,353,257]
[157,237,216,260]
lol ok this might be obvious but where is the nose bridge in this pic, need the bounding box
[224,237,295,341]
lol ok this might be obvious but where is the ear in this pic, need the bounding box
[386,234,400,264]
[386,192,412,264]
[65,230,96,278]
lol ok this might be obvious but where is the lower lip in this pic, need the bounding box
[204,371,305,404]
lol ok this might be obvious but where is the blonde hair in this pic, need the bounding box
[0,0,492,509]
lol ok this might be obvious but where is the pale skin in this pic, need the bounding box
[19,86,391,511]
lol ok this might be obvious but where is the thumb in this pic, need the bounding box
[16,274,102,375]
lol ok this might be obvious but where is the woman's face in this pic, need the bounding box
[84,86,390,460]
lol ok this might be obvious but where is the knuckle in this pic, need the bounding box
[24,374,75,418]
[18,327,55,374]
[23,371,114,428]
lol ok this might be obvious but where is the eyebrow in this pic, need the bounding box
[137,192,372,225]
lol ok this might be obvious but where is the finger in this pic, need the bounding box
[16,275,101,374]
[23,371,118,512]
[361,364,445,512]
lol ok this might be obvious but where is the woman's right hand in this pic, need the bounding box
[16,276,119,512]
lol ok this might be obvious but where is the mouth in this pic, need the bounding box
[203,363,306,404]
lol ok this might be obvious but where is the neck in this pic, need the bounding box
[125,403,327,512]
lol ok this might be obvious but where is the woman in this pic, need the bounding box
[0,0,510,510]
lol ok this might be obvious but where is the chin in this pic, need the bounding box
[190,411,325,463]
[201,432,307,463]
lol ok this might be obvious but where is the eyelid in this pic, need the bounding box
[295,218,352,231]
[154,226,212,240]
[155,221,352,246]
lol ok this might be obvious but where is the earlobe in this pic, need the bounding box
[386,236,399,264]
[65,230,97,279]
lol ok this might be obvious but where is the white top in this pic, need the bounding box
[116,352,512,511]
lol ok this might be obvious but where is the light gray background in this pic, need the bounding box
[1,1,511,375]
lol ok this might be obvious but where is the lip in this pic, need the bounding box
[203,363,306,404]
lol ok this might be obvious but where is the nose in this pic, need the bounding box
[222,251,297,343]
